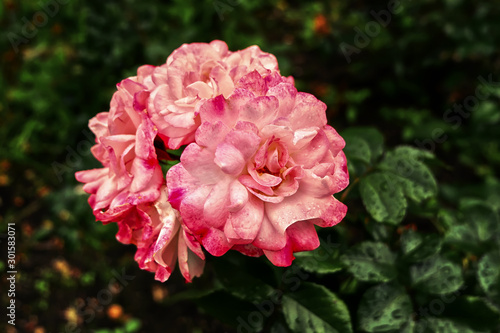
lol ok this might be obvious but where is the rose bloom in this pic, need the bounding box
[76,70,204,282]
[147,40,282,149]
[133,187,205,282]
[75,71,163,218]
[167,71,349,266]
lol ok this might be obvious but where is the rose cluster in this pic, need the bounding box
[76,40,349,282]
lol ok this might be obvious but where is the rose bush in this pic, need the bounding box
[147,40,281,149]
[167,71,349,266]
[76,40,348,281]
[75,69,205,282]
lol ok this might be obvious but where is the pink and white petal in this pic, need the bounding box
[137,65,156,90]
[226,122,261,160]
[100,134,136,162]
[323,125,346,156]
[285,221,320,252]
[292,128,320,150]
[127,167,163,205]
[154,265,172,283]
[267,82,297,119]
[210,65,235,98]
[203,178,231,229]
[273,165,303,197]
[186,81,215,99]
[195,121,231,151]
[154,234,179,278]
[259,125,295,149]
[227,194,264,242]
[299,152,349,197]
[232,244,264,257]
[181,227,205,260]
[253,215,288,251]
[215,142,246,175]
[162,110,198,129]
[331,151,349,193]
[200,228,232,257]
[246,187,284,204]
[177,229,205,282]
[166,163,202,211]
[288,92,327,130]
[209,39,229,56]
[228,180,249,212]
[88,112,110,139]
[152,215,179,256]
[177,184,212,235]
[239,96,279,128]
[265,191,347,236]
[76,168,108,194]
[234,70,268,96]
[263,243,294,267]
[290,130,330,169]
[149,84,176,115]
[300,165,337,197]
[266,140,289,173]
[94,177,120,210]
[180,143,224,182]
[133,90,150,112]
[248,166,282,187]
[198,95,236,128]
[238,174,274,196]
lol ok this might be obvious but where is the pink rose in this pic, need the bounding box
[75,71,163,218]
[132,187,205,282]
[147,40,282,149]
[167,71,348,266]
[76,68,205,282]
[90,187,205,282]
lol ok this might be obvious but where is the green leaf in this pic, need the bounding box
[166,147,185,157]
[342,127,384,164]
[477,251,500,304]
[410,256,464,295]
[365,221,393,242]
[378,146,437,203]
[164,287,219,305]
[360,172,407,224]
[294,239,343,275]
[400,230,442,263]
[343,135,372,164]
[445,203,499,253]
[214,258,275,303]
[283,282,353,333]
[340,241,397,283]
[357,282,412,332]
[160,159,180,174]
[441,296,500,331]
[415,317,486,333]
[195,291,265,332]
[400,320,416,333]
[124,318,142,332]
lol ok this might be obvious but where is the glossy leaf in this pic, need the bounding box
[283,282,353,333]
[341,241,397,283]
[477,251,500,304]
[357,282,412,332]
[378,146,437,203]
[360,172,407,224]
[410,256,464,295]
[400,230,442,263]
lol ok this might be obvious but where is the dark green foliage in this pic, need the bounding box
[357,282,412,332]
[283,282,353,333]
[2,0,500,332]
[340,241,397,283]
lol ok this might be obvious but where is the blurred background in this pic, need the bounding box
[1,0,500,332]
